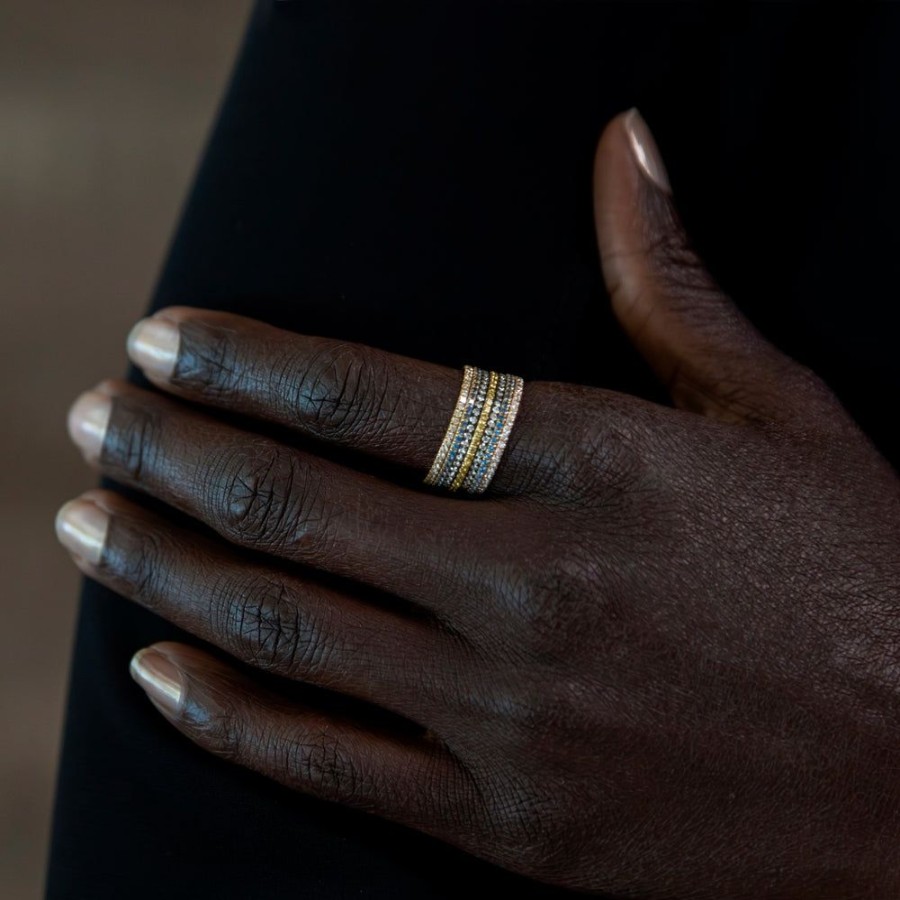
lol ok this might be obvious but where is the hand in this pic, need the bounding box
[56,108,900,898]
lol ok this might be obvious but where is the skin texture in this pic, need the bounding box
[57,110,900,898]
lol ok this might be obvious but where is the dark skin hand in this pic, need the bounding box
[55,108,900,898]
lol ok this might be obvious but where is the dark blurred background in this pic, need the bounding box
[0,2,251,894]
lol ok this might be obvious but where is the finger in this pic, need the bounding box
[592,107,838,426]
[55,488,468,729]
[127,640,475,836]
[125,305,546,496]
[66,378,501,622]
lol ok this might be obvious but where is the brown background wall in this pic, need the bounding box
[0,2,252,894]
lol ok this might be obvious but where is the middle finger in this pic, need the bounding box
[67,378,506,623]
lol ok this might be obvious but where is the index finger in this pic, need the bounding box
[127,306,549,496]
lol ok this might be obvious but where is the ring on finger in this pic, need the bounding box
[424,364,525,495]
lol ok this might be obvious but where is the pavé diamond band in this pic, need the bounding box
[424,364,524,494]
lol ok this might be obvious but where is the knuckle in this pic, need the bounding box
[473,771,565,878]
[287,342,388,444]
[101,397,163,482]
[499,427,576,500]
[218,574,339,678]
[173,319,244,399]
[563,404,651,503]
[194,694,250,763]
[492,537,617,661]
[489,554,565,653]
[502,383,650,502]
[104,518,172,606]
[570,427,638,495]
[284,725,367,801]
[213,444,326,555]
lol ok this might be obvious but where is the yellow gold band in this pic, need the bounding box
[450,369,499,491]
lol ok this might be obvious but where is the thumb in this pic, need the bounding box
[593,107,827,426]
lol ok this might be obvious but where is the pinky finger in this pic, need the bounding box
[129,641,474,834]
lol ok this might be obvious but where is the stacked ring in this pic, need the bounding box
[424,364,525,494]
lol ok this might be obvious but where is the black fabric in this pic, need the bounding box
[45,2,900,897]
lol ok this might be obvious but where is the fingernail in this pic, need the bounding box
[54,497,109,564]
[67,389,111,462]
[127,317,179,380]
[623,107,671,193]
[130,648,184,716]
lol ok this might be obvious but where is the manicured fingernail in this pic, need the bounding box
[67,389,111,462]
[623,107,671,193]
[54,497,109,564]
[130,648,184,716]
[127,317,179,380]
